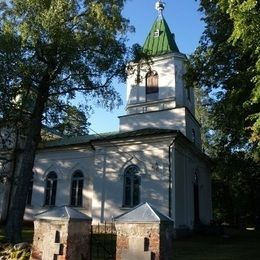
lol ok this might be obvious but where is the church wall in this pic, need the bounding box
[176,61,196,116]
[174,146,190,229]
[126,55,176,108]
[196,161,212,224]
[119,107,186,133]
[92,147,124,223]
[25,147,95,220]
[173,141,212,230]
[174,58,185,107]
[185,111,202,149]
[22,133,211,228]
[22,137,175,224]
[92,139,172,223]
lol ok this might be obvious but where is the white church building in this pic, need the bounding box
[0,1,212,234]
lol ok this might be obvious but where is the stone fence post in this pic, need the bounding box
[114,202,174,260]
[30,206,92,260]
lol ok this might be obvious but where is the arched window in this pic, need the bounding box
[146,71,159,101]
[26,172,34,205]
[70,171,84,207]
[123,165,141,207]
[44,171,57,206]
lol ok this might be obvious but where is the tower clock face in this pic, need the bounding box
[0,127,16,150]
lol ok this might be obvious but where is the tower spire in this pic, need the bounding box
[155,0,165,18]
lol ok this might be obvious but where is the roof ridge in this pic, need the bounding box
[146,202,160,221]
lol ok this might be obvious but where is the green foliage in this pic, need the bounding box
[9,249,30,260]
[212,152,260,224]
[186,0,260,223]
[0,0,132,242]
[48,105,90,136]
[0,0,130,131]
[0,244,30,260]
[219,0,260,160]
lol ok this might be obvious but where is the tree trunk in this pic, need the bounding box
[5,77,50,243]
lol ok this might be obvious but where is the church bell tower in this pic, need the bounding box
[119,1,201,148]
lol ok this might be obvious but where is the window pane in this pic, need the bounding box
[45,183,50,205]
[71,171,84,207]
[71,180,77,206]
[48,172,57,179]
[125,175,131,185]
[73,171,83,179]
[124,186,131,206]
[46,179,51,188]
[123,165,141,207]
[133,176,140,206]
[45,172,57,206]
[50,180,57,206]
[146,71,159,95]
[77,180,83,206]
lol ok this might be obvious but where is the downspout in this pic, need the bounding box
[168,139,175,218]
[168,134,179,218]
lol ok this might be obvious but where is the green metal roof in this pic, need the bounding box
[39,128,180,149]
[143,17,179,56]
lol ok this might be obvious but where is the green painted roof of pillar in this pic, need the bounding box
[143,17,179,56]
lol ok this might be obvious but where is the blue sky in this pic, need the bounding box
[88,0,205,134]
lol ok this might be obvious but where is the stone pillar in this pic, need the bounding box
[114,202,174,260]
[30,206,92,260]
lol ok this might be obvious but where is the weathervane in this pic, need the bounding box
[155,0,165,17]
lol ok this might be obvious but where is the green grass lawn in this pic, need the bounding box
[173,228,260,260]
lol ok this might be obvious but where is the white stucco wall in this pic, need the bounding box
[125,53,195,116]
[119,108,186,133]
[26,135,177,224]
[92,138,171,223]
[119,107,202,151]
[120,52,199,148]
[185,111,202,149]
[126,54,177,108]
[18,130,212,232]
[25,146,95,220]
[173,141,212,230]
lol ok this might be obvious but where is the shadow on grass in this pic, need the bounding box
[173,228,260,260]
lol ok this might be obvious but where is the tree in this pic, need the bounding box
[219,0,260,160]
[0,0,131,242]
[49,105,89,137]
[186,0,260,224]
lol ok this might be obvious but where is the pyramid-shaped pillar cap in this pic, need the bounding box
[114,202,174,223]
[35,206,92,221]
